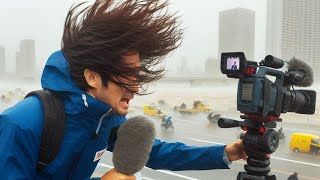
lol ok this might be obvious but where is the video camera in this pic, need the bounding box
[219,52,316,180]
[221,52,316,118]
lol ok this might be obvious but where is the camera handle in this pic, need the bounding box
[218,116,280,180]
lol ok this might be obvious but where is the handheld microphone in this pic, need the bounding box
[285,57,314,87]
[112,116,156,175]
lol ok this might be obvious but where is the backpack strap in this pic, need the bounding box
[25,89,66,172]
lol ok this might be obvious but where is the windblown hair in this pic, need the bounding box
[61,0,183,94]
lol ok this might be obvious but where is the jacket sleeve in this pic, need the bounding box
[0,120,40,179]
[146,139,230,171]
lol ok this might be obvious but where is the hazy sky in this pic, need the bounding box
[0,0,267,73]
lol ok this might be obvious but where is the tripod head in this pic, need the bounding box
[219,114,280,180]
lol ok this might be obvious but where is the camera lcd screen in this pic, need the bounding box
[226,57,240,70]
[221,52,246,77]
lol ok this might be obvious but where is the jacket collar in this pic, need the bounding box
[41,50,112,120]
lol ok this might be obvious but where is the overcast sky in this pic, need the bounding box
[0,0,267,73]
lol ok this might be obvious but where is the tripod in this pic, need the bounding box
[218,114,281,180]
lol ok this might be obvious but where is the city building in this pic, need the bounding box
[266,0,320,80]
[16,39,36,79]
[0,46,5,74]
[218,8,255,61]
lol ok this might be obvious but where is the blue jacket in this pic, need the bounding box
[0,50,229,180]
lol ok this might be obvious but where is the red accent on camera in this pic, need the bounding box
[259,127,265,133]
[245,67,256,74]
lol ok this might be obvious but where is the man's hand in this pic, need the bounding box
[101,168,136,180]
[225,140,247,162]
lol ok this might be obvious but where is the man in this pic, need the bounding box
[277,127,286,139]
[180,102,187,109]
[161,115,166,125]
[231,61,238,70]
[165,116,172,125]
[0,0,247,179]
[287,171,299,180]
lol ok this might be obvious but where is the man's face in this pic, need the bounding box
[87,53,141,116]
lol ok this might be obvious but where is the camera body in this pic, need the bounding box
[221,52,316,118]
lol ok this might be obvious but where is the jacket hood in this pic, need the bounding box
[41,50,112,119]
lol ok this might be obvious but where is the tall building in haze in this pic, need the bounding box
[266,0,320,80]
[0,46,5,74]
[16,39,36,79]
[205,57,222,77]
[218,8,255,60]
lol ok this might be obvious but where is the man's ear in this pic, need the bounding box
[84,69,100,89]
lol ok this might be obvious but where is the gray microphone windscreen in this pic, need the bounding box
[287,57,313,87]
[112,116,156,175]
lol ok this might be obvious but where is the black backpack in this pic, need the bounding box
[25,90,65,172]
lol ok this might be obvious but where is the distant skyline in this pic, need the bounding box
[0,0,267,73]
